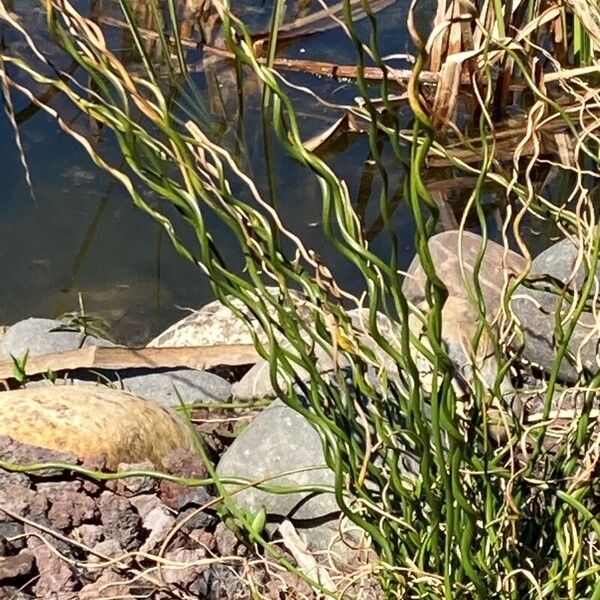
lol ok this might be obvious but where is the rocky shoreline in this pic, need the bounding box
[0,313,376,598]
[1,230,599,598]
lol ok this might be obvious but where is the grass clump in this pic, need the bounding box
[2,0,600,596]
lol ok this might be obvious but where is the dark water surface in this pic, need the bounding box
[0,0,542,343]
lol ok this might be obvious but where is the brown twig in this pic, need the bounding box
[0,344,260,380]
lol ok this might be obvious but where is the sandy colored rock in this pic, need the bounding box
[401,231,520,399]
[0,387,194,469]
[403,230,527,315]
[409,296,513,398]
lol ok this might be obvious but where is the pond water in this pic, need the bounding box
[0,0,554,344]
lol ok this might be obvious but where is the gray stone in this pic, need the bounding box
[0,318,114,361]
[129,494,164,520]
[115,460,156,494]
[510,237,600,382]
[530,237,598,286]
[216,399,366,561]
[232,290,513,404]
[511,287,599,382]
[233,309,401,400]
[119,369,231,408]
[24,368,231,410]
[161,547,206,587]
[238,233,525,401]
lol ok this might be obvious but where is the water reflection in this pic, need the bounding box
[0,0,569,343]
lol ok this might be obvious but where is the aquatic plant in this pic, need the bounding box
[2,0,600,596]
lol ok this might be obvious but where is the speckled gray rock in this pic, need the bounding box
[148,289,311,348]
[0,318,114,361]
[216,399,368,561]
[119,369,231,408]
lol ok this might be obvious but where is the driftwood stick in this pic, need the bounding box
[0,344,261,380]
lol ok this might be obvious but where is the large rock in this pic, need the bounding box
[148,289,311,348]
[401,231,600,383]
[0,318,114,361]
[402,230,527,314]
[401,231,525,398]
[217,399,368,561]
[409,296,514,399]
[0,387,194,468]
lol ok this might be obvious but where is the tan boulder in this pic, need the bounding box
[402,231,524,401]
[0,387,194,469]
[408,296,514,401]
[402,230,527,316]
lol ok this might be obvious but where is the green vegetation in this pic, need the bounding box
[3,0,600,596]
